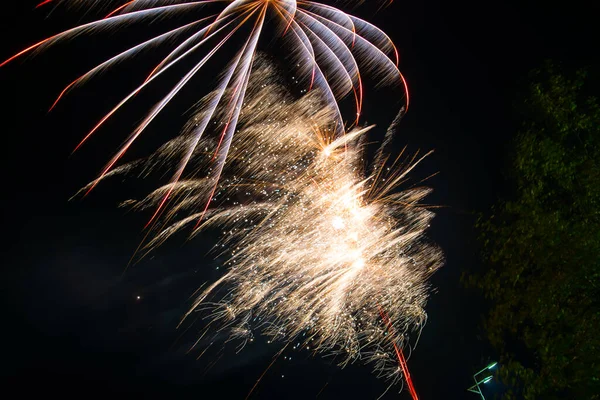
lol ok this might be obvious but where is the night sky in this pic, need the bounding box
[2,1,598,398]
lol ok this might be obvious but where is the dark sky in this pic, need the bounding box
[2,1,598,399]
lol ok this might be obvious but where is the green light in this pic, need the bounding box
[482,376,493,384]
[487,362,498,369]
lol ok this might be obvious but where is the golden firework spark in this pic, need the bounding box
[88,60,442,395]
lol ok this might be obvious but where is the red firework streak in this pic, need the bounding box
[378,306,419,400]
[36,0,54,8]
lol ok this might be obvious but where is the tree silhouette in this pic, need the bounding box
[465,62,600,399]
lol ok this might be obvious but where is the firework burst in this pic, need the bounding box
[3,0,407,226]
[4,3,440,395]
[93,60,442,396]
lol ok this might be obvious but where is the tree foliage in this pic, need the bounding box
[464,63,600,399]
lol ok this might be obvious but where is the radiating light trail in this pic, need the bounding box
[2,0,407,214]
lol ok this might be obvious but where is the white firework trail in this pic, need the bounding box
[3,0,408,227]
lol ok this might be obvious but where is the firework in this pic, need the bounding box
[3,0,408,225]
[96,60,442,396]
[4,3,439,395]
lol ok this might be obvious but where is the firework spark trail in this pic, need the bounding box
[2,0,407,216]
[36,0,55,8]
[48,16,218,111]
[81,11,256,196]
[379,306,419,400]
[91,60,442,395]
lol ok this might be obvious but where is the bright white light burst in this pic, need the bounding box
[98,61,442,390]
